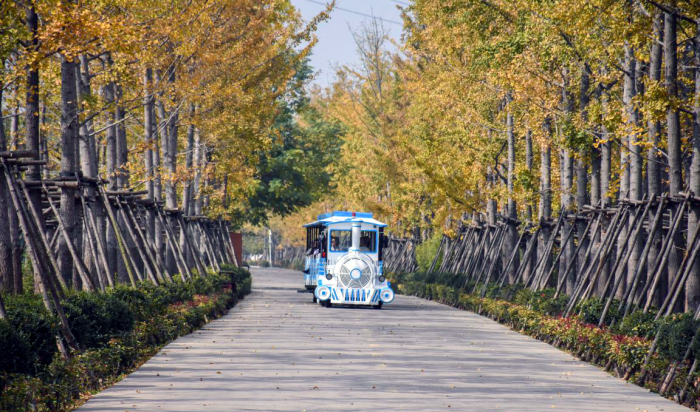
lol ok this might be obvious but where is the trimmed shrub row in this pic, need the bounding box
[0,267,252,411]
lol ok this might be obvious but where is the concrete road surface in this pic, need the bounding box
[79,267,689,411]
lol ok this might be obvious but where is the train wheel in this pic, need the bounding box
[373,302,383,309]
[326,301,332,308]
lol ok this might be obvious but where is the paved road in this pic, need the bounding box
[79,267,689,411]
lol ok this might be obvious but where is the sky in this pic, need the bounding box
[290,0,408,87]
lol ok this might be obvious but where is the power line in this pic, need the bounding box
[301,0,404,26]
[387,0,411,6]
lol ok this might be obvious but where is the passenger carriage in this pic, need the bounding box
[303,211,394,308]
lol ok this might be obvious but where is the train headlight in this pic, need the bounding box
[380,288,394,303]
[378,276,386,282]
[315,286,331,301]
[326,274,333,280]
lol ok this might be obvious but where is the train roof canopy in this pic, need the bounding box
[303,211,387,228]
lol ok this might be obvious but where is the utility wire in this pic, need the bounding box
[387,0,411,6]
[301,0,404,26]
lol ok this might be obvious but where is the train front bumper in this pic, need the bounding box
[319,287,393,305]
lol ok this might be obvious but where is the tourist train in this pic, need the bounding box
[303,211,394,308]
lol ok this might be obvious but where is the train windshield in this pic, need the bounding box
[329,230,377,253]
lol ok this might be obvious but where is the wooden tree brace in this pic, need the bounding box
[97,183,138,287]
[41,183,97,291]
[0,150,39,159]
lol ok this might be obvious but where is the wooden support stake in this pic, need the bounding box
[200,222,221,272]
[659,216,700,316]
[578,205,633,305]
[77,189,106,291]
[97,184,138,287]
[622,195,667,316]
[125,202,172,282]
[474,225,507,285]
[513,228,540,286]
[0,150,39,159]
[220,221,239,267]
[428,235,446,274]
[41,183,97,291]
[178,214,208,276]
[598,197,654,326]
[644,197,689,313]
[1,160,80,353]
[473,226,508,289]
[554,213,601,299]
[528,212,566,290]
[77,186,113,288]
[17,179,67,293]
[156,207,192,280]
[460,228,483,275]
[564,205,627,316]
[117,200,158,285]
[538,213,581,291]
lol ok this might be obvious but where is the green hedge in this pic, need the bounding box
[415,233,443,272]
[3,295,58,372]
[276,258,304,271]
[0,268,252,411]
[63,292,134,349]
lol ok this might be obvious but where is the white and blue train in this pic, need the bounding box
[303,211,394,309]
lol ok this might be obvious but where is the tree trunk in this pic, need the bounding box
[560,78,575,293]
[154,133,164,271]
[506,103,518,284]
[560,148,574,293]
[625,43,643,299]
[192,129,202,215]
[616,47,632,298]
[665,10,683,307]
[25,3,45,293]
[77,55,104,286]
[8,98,22,294]
[590,118,602,298]
[539,138,552,280]
[144,68,157,254]
[116,88,128,189]
[102,56,119,282]
[686,19,700,311]
[166,78,180,274]
[525,130,534,220]
[115,79,138,280]
[156,95,178,275]
[666,9,682,195]
[576,69,591,287]
[597,83,613,297]
[180,104,196,268]
[0,62,14,294]
[58,55,79,286]
[182,105,196,217]
[524,130,536,283]
[647,12,664,306]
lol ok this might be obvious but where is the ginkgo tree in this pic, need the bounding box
[0,0,333,291]
[275,0,700,310]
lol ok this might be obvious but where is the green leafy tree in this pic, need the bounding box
[244,58,343,225]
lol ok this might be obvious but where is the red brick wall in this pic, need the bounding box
[230,232,243,265]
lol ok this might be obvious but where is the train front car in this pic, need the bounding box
[303,211,394,309]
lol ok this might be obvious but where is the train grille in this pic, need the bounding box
[338,259,372,289]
